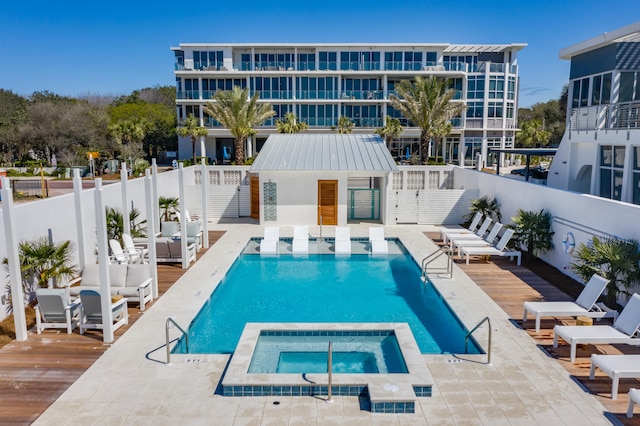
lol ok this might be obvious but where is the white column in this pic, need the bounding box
[246,136,253,158]
[93,179,114,343]
[200,135,207,161]
[72,169,86,268]
[178,164,188,269]
[120,162,130,236]
[2,177,27,341]
[200,159,209,249]
[144,171,159,298]
[152,159,160,235]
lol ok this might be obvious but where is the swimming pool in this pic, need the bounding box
[174,238,481,354]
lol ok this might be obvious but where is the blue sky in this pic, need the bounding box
[1,0,639,107]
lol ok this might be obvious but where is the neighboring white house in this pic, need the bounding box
[171,42,526,169]
[548,21,640,205]
[248,133,397,226]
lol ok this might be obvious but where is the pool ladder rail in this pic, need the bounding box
[421,246,453,281]
[165,317,189,365]
[465,316,492,365]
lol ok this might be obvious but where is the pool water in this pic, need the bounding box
[248,331,408,374]
[175,241,482,354]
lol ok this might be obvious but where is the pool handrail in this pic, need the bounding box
[166,316,189,365]
[421,247,453,280]
[465,316,491,365]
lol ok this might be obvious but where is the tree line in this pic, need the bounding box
[0,86,176,174]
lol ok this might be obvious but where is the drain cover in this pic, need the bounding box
[383,383,400,393]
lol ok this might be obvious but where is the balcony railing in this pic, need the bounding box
[296,91,339,100]
[339,90,383,100]
[569,102,640,131]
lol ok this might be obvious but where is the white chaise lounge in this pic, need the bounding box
[442,216,492,245]
[369,227,388,254]
[590,354,640,399]
[459,228,521,266]
[334,227,351,254]
[260,226,279,254]
[553,293,640,362]
[450,222,503,256]
[440,212,482,242]
[292,226,309,253]
[523,274,613,332]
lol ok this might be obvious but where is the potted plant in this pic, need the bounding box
[509,209,554,262]
[464,196,502,225]
[158,196,180,236]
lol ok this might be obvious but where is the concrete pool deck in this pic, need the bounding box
[34,223,612,425]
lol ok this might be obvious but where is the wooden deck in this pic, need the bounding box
[434,232,640,426]
[1,229,638,424]
[0,231,225,425]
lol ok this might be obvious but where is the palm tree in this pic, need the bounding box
[464,196,501,223]
[336,116,354,134]
[375,116,403,150]
[105,206,147,243]
[158,196,180,222]
[509,209,554,261]
[389,76,466,164]
[204,86,275,165]
[177,114,208,165]
[108,119,148,165]
[275,112,308,133]
[571,236,640,307]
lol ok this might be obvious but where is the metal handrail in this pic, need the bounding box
[421,246,453,280]
[465,316,492,365]
[326,341,334,403]
[166,317,189,365]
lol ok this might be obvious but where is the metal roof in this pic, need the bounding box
[559,21,640,59]
[249,134,398,172]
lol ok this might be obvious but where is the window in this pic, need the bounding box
[404,51,422,70]
[425,51,437,66]
[241,53,251,70]
[599,145,625,200]
[487,102,503,118]
[252,77,291,99]
[319,51,337,70]
[297,53,315,70]
[466,102,484,118]
[572,80,581,108]
[592,75,602,105]
[384,51,403,70]
[467,76,485,99]
[507,77,516,100]
[619,72,635,102]
[633,147,640,205]
[193,50,223,70]
[443,55,477,72]
[297,77,337,99]
[448,78,463,99]
[488,76,504,99]
[602,73,612,104]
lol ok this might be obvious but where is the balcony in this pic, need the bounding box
[569,102,640,132]
[339,90,384,100]
[296,91,339,100]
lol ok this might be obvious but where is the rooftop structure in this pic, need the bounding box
[171,42,526,168]
[548,21,640,205]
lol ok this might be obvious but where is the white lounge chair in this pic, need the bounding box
[34,288,82,334]
[442,216,492,245]
[450,223,503,256]
[109,239,136,264]
[459,228,521,265]
[629,388,640,418]
[590,354,640,399]
[122,233,148,264]
[260,226,279,254]
[292,226,309,253]
[440,212,482,241]
[523,274,614,332]
[334,227,351,254]
[78,289,128,335]
[553,293,640,362]
[369,227,388,254]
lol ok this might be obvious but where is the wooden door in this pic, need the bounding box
[318,180,338,225]
[250,174,260,220]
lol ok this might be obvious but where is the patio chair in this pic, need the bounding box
[629,388,640,418]
[443,216,492,245]
[34,288,82,334]
[334,226,351,254]
[440,212,482,242]
[523,274,614,332]
[449,223,503,256]
[260,226,279,254]
[186,221,203,250]
[292,226,309,253]
[122,233,147,264]
[553,293,640,362]
[590,354,640,399]
[78,289,128,335]
[369,227,388,254]
[458,228,521,266]
[109,239,136,264]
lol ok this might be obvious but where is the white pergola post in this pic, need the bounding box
[178,164,188,269]
[2,177,27,341]
[120,162,130,236]
[144,170,159,298]
[72,169,86,269]
[200,135,207,161]
[94,179,114,343]
[152,159,160,235]
[200,159,209,248]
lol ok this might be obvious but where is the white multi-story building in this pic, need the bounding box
[171,42,526,168]
[548,22,640,204]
